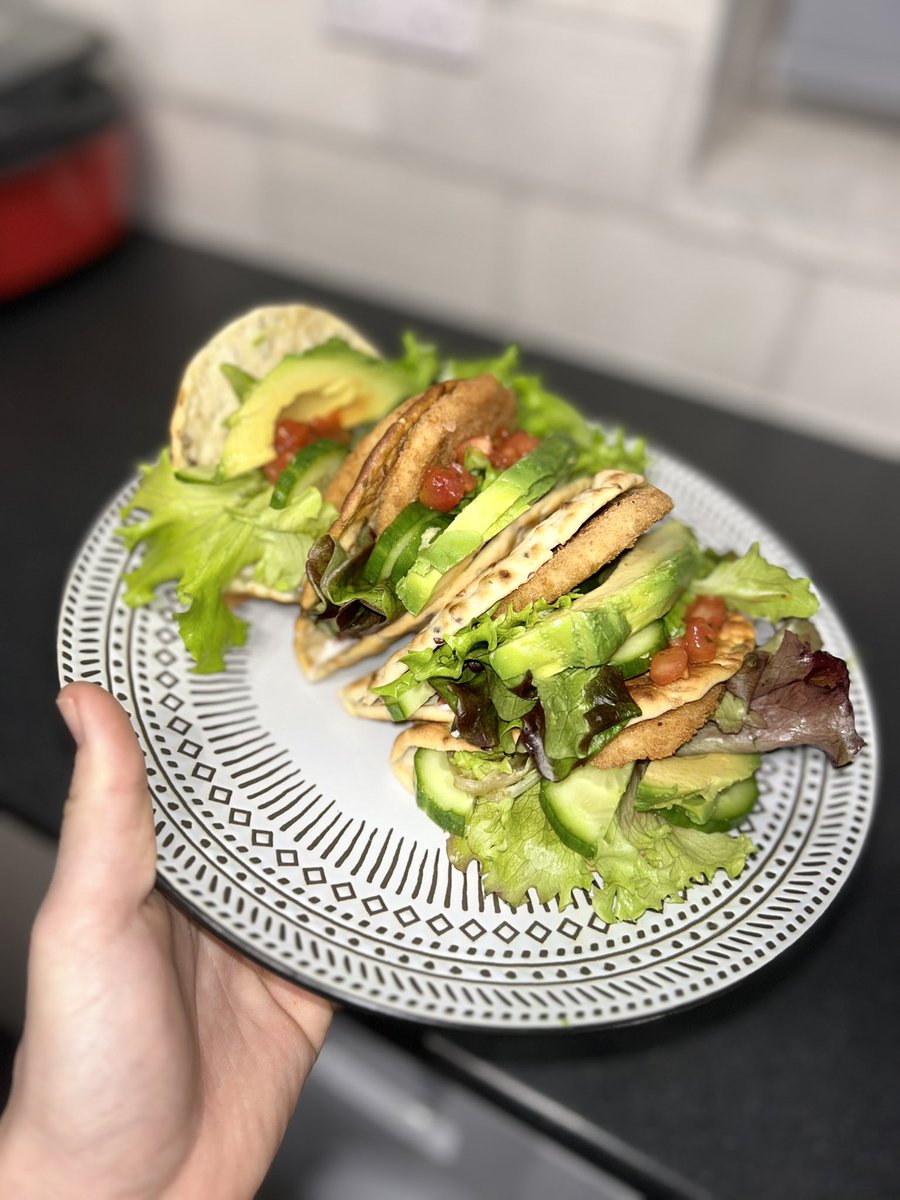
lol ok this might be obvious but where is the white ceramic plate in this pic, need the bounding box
[58,450,878,1029]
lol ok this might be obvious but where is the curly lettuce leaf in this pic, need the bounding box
[689,543,818,621]
[305,534,405,637]
[379,598,573,699]
[591,784,754,924]
[119,452,336,673]
[534,666,641,765]
[394,331,441,394]
[450,749,515,781]
[445,344,520,385]
[682,631,864,767]
[514,374,646,475]
[448,786,593,909]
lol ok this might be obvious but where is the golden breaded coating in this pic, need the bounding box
[589,688,723,769]
[498,485,673,614]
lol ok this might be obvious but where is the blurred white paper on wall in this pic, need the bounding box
[322,0,485,62]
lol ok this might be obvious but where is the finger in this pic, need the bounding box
[48,682,157,919]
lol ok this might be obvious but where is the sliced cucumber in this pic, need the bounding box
[382,678,434,723]
[363,502,451,586]
[663,775,759,834]
[608,620,667,679]
[540,764,633,858]
[413,748,474,835]
[269,439,348,509]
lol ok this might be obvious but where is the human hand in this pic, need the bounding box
[0,682,333,1200]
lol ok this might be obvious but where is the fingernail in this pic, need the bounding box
[57,696,84,746]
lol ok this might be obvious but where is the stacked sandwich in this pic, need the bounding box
[121,306,863,923]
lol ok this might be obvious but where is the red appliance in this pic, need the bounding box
[0,9,132,301]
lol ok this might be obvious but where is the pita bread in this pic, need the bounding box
[169,305,376,469]
[343,473,670,718]
[390,723,484,792]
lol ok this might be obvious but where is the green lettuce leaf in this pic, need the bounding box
[446,344,520,385]
[377,597,573,698]
[394,331,440,394]
[712,691,748,734]
[591,785,754,923]
[534,666,641,763]
[450,749,515,781]
[513,374,646,475]
[689,542,818,621]
[448,786,593,909]
[119,452,336,673]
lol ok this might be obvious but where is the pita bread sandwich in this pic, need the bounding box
[118,305,439,672]
[293,374,597,679]
[365,488,862,921]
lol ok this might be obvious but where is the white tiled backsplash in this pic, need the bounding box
[44,0,900,457]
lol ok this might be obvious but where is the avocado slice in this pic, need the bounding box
[219,339,423,479]
[488,520,701,683]
[396,434,578,615]
[635,753,761,825]
[661,776,760,834]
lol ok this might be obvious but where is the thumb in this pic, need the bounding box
[48,682,157,921]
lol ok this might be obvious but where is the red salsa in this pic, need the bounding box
[648,594,728,681]
[419,428,540,512]
[264,413,349,484]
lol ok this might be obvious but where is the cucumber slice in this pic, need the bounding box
[270,439,348,509]
[363,502,451,586]
[608,620,667,679]
[663,775,759,834]
[383,678,434,723]
[413,748,474,835]
[540,764,633,858]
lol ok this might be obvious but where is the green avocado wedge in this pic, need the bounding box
[636,753,761,826]
[488,520,701,683]
[396,434,578,615]
[220,339,430,479]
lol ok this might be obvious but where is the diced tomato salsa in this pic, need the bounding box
[648,595,729,682]
[264,413,349,484]
[419,427,540,511]
[419,462,478,512]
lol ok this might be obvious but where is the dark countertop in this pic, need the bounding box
[3,235,897,1199]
